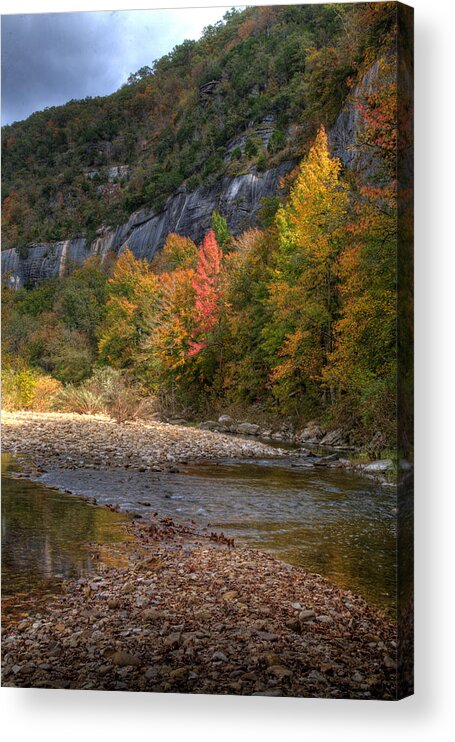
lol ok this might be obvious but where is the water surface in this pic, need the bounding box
[38,457,397,613]
[1,454,129,605]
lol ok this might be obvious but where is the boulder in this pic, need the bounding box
[218,414,234,425]
[297,422,325,443]
[319,429,347,447]
[362,459,394,473]
[236,422,260,436]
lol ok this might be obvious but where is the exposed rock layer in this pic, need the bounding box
[2,161,294,287]
[2,62,380,288]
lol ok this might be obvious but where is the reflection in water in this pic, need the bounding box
[39,458,397,614]
[1,454,127,599]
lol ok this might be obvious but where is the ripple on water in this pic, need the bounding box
[34,457,397,613]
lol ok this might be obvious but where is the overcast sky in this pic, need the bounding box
[1,6,232,125]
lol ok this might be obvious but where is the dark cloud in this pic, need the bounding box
[1,7,228,125]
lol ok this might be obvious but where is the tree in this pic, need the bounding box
[221,229,276,404]
[98,247,160,369]
[189,230,223,357]
[323,58,398,440]
[127,66,154,85]
[141,266,196,399]
[211,211,232,251]
[57,257,107,347]
[152,233,198,273]
[262,126,349,411]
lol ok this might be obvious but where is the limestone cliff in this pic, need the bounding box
[2,161,294,287]
[2,61,381,288]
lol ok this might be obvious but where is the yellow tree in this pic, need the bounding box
[98,247,160,369]
[141,266,196,385]
[263,126,349,410]
[323,59,398,439]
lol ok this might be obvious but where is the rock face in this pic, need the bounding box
[1,61,382,289]
[2,161,295,288]
[329,59,383,177]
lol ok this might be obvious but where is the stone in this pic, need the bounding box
[363,459,394,473]
[236,423,260,436]
[297,422,325,443]
[218,415,234,425]
[263,652,281,667]
[317,453,339,463]
[317,615,334,624]
[222,590,238,602]
[110,651,141,667]
[299,610,316,622]
[320,429,347,447]
[212,651,228,662]
[307,670,327,683]
[169,667,188,679]
[164,632,181,648]
[267,665,292,679]
[255,631,279,642]
[198,421,220,431]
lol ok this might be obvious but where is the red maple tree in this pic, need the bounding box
[188,230,223,356]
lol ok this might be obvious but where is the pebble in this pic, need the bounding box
[2,412,290,473]
[110,651,141,667]
[212,651,228,662]
[1,416,399,700]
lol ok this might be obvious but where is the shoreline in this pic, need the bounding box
[2,475,397,699]
[1,411,292,473]
[2,410,395,484]
[2,415,398,699]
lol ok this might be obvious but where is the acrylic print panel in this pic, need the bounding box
[1,2,413,700]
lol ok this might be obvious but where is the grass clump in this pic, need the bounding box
[54,367,156,422]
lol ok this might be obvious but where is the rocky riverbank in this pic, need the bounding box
[1,411,394,482]
[1,506,397,699]
[1,411,291,473]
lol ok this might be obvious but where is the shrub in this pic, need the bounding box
[244,136,259,158]
[267,129,286,154]
[2,368,37,410]
[1,367,62,411]
[54,386,105,415]
[30,375,62,411]
[105,388,153,424]
[256,151,268,172]
[53,366,156,422]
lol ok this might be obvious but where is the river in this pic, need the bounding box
[2,452,397,616]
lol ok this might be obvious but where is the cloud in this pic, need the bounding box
[1,6,229,125]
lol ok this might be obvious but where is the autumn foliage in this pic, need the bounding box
[189,230,223,357]
[3,53,399,442]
